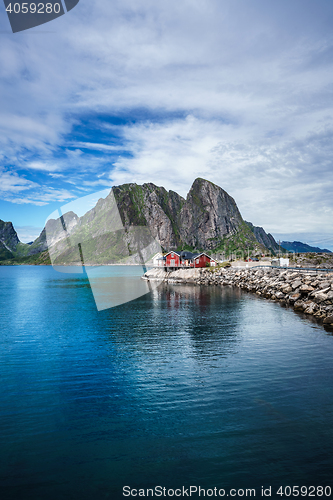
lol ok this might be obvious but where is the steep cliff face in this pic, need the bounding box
[112,178,252,251]
[0,220,20,250]
[0,220,20,260]
[177,178,244,249]
[113,183,185,250]
[3,178,274,264]
[245,221,279,254]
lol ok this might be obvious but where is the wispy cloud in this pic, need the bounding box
[0,168,38,193]
[0,166,75,205]
[27,161,62,172]
[70,142,129,152]
[0,0,333,240]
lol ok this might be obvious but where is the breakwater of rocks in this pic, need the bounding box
[144,267,333,327]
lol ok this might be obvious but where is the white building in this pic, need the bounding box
[271,257,289,267]
[152,252,164,267]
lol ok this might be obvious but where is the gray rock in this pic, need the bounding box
[304,302,317,315]
[177,179,246,250]
[323,315,333,325]
[318,281,330,290]
[314,292,328,303]
[294,300,306,311]
[292,280,302,290]
[0,219,20,252]
[289,293,301,304]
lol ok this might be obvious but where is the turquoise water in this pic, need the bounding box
[1,265,333,499]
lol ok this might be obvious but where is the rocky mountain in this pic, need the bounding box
[41,178,273,265]
[245,221,280,254]
[1,178,282,264]
[177,178,245,249]
[281,241,332,254]
[112,178,253,250]
[0,220,20,261]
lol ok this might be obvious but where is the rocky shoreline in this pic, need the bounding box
[144,267,333,328]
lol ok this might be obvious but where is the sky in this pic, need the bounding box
[0,0,333,249]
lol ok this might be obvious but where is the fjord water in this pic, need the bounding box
[1,266,333,499]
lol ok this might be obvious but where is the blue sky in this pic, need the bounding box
[1,0,333,249]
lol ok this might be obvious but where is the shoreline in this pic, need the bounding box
[144,267,333,329]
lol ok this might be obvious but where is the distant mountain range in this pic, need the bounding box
[0,178,329,264]
[280,241,332,254]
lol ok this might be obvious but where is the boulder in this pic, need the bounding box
[323,315,333,325]
[292,280,302,290]
[314,292,328,303]
[294,300,306,311]
[289,293,301,304]
[311,280,319,287]
[304,302,317,315]
[318,281,330,290]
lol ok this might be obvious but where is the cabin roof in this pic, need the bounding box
[193,252,218,262]
[164,251,218,262]
[179,250,195,259]
[164,251,180,257]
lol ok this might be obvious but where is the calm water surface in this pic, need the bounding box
[1,266,333,499]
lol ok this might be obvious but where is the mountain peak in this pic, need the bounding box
[2,179,278,264]
[0,219,20,261]
[0,219,20,249]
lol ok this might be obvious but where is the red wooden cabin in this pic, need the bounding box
[164,251,181,268]
[193,253,217,268]
[163,251,217,269]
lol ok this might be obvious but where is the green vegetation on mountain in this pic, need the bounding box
[1,179,284,265]
[0,249,51,266]
[0,243,14,261]
[209,220,268,256]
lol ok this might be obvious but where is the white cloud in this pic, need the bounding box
[0,167,75,205]
[15,225,43,243]
[105,118,333,235]
[6,197,48,206]
[0,168,38,193]
[1,0,333,236]
[70,142,128,152]
[27,161,62,172]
